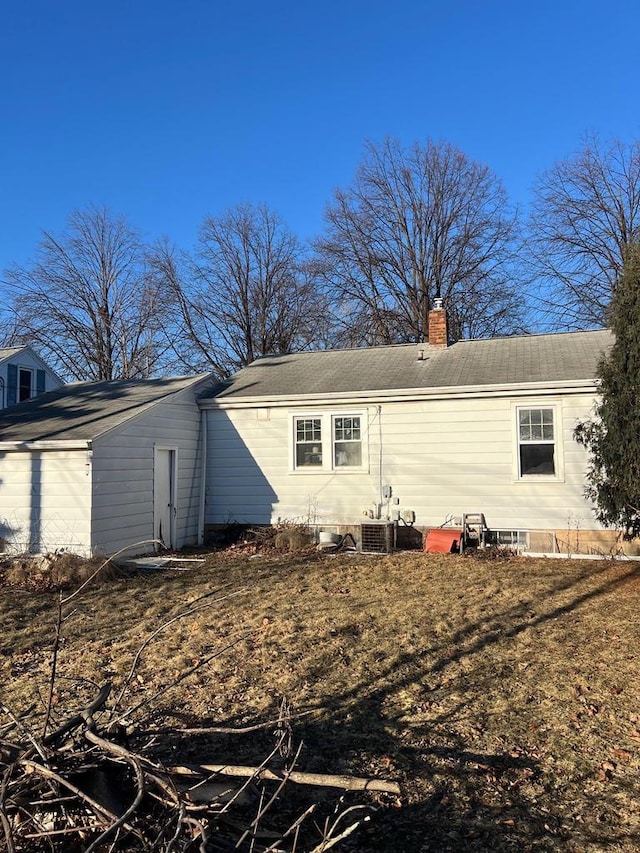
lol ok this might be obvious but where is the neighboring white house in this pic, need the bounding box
[0,346,63,408]
[0,374,214,556]
[199,307,620,555]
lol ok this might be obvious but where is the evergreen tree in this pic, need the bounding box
[574,243,640,538]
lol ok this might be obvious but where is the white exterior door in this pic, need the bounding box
[154,446,177,549]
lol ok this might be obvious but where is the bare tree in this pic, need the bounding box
[4,206,175,380]
[314,138,523,346]
[0,308,20,348]
[153,204,328,377]
[527,135,640,328]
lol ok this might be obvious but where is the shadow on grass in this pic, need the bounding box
[6,552,639,851]
[275,559,640,851]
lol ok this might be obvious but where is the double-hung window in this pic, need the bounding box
[517,407,556,476]
[292,412,366,472]
[333,416,362,467]
[295,418,323,468]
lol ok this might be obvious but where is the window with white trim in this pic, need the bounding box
[295,417,323,467]
[333,415,362,467]
[6,364,46,407]
[518,407,556,476]
[292,412,366,472]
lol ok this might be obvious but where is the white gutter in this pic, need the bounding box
[197,408,208,546]
[198,378,599,410]
[0,440,91,451]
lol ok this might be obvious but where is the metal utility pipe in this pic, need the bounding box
[377,405,383,518]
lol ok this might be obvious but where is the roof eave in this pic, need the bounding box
[0,439,91,451]
[199,378,599,409]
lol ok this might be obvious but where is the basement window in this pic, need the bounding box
[292,412,367,472]
[518,407,556,476]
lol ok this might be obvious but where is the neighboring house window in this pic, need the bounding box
[5,364,46,406]
[19,368,32,402]
[518,407,556,476]
[292,412,367,472]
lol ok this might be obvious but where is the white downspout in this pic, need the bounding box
[197,408,208,546]
[377,405,383,518]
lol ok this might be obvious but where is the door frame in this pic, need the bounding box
[154,444,178,550]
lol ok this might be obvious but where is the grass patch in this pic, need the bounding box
[1,550,640,851]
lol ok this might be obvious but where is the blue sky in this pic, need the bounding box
[1,0,638,272]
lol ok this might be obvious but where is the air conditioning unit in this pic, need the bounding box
[360,523,395,554]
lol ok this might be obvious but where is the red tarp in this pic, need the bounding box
[424,528,462,554]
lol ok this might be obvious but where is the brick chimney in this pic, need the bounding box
[428,297,448,348]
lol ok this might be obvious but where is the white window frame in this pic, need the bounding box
[512,401,564,482]
[290,411,369,473]
[293,416,324,469]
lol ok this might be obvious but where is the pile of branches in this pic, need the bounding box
[0,553,400,851]
[210,521,318,555]
[1,685,400,852]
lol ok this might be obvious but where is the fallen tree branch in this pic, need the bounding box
[139,708,315,737]
[308,816,366,853]
[170,763,401,795]
[18,758,122,826]
[2,550,399,851]
[0,805,15,853]
[84,759,145,853]
[43,682,112,746]
[235,743,305,849]
[1,704,48,763]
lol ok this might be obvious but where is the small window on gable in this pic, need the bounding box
[333,415,362,467]
[295,418,323,467]
[18,368,32,402]
[518,408,555,476]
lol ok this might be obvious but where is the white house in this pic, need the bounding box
[0,305,624,557]
[0,374,214,556]
[0,346,63,408]
[199,306,618,555]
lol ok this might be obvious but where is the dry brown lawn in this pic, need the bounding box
[2,549,640,851]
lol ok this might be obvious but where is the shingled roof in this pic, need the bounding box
[0,374,214,443]
[0,346,28,363]
[210,330,612,401]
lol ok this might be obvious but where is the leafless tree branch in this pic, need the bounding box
[314,137,524,346]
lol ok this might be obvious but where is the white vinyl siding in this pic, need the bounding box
[205,392,600,533]
[0,449,91,555]
[90,388,205,556]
